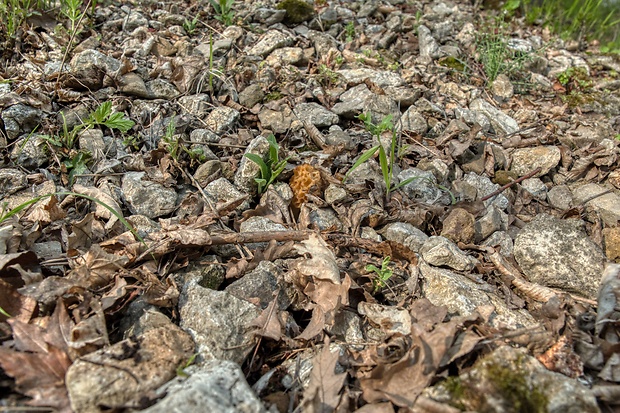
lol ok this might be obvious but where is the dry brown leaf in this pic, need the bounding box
[0,279,37,323]
[69,244,129,289]
[72,184,122,227]
[250,296,284,341]
[301,341,347,413]
[0,251,41,287]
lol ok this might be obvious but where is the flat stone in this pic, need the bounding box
[572,183,620,227]
[420,262,536,329]
[121,172,177,218]
[469,98,519,135]
[510,146,561,178]
[140,362,267,413]
[246,30,293,57]
[513,214,606,299]
[420,236,477,271]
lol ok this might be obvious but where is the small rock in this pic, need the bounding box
[491,74,514,102]
[420,236,477,271]
[239,84,265,108]
[204,177,249,212]
[397,168,444,204]
[1,104,43,140]
[430,346,598,412]
[204,107,240,134]
[145,79,179,99]
[469,98,519,135]
[123,10,148,31]
[68,49,121,90]
[293,102,339,128]
[420,262,535,329]
[179,281,260,364]
[258,107,294,134]
[463,172,510,210]
[140,362,267,413]
[178,94,211,119]
[513,214,606,299]
[572,183,620,227]
[510,145,561,178]
[66,325,194,413]
[0,168,27,196]
[547,184,573,210]
[332,84,374,118]
[307,207,344,231]
[324,184,347,204]
[475,205,508,242]
[482,231,514,257]
[417,25,441,58]
[603,227,620,261]
[379,222,429,252]
[266,47,306,66]
[337,68,404,88]
[397,107,428,134]
[121,172,177,218]
[226,260,291,310]
[253,8,286,25]
[119,72,149,98]
[246,30,293,57]
[441,208,476,244]
[521,177,547,200]
[9,134,48,169]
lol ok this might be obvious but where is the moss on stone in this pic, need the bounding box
[276,0,315,24]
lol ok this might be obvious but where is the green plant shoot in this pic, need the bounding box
[366,256,393,293]
[244,134,288,195]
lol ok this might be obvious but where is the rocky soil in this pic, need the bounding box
[1,0,620,412]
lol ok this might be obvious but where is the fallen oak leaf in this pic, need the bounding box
[301,339,347,413]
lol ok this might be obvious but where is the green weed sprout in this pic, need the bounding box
[183,16,199,35]
[344,113,417,201]
[208,0,235,26]
[0,306,10,318]
[366,256,393,293]
[244,134,288,195]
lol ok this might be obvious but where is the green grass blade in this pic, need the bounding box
[244,153,271,181]
[343,145,379,183]
[378,144,390,192]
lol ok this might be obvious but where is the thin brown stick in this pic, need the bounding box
[209,230,313,245]
[481,167,542,202]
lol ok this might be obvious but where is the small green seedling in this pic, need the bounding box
[344,113,418,201]
[208,0,235,26]
[244,134,288,195]
[366,256,393,293]
[0,306,11,318]
[176,353,198,377]
[345,21,355,42]
[183,16,199,35]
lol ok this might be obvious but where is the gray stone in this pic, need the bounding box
[257,107,293,134]
[521,177,547,200]
[119,72,148,98]
[1,104,43,140]
[204,177,250,211]
[294,102,339,128]
[178,94,211,119]
[68,49,121,90]
[463,172,510,210]
[194,160,222,187]
[430,346,599,413]
[414,97,446,117]
[417,25,441,58]
[179,281,260,364]
[572,183,620,227]
[308,30,338,59]
[238,84,265,108]
[266,47,306,66]
[307,207,343,231]
[121,172,177,218]
[475,205,508,242]
[420,262,536,329]
[190,128,220,143]
[469,98,519,135]
[379,222,428,253]
[118,298,171,339]
[482,231,514,257]
[253,8,286,25]
[234,135,270,195]
[0,168,27,196]
[123,10,148,31]
[420,236,477,272]
[79,129,113,160]
[510,146,561,177]
[337,68,404,88]
[145,79,179,99]
[324,184,347,204]
[246,30,293,57]
[441,208,476,244]
[491,74,514,102]
[239,216,286,233]
[514,214,606,299]
[332,84,374,118]
[66,325,194,413]
[325,126,354,149]
[140,362,267,413]
[364,95,399,125]
[454,108,491,132]
[204,107,239,134]
[397,168,443,204]
[384,86,422,107]
[10,134,48,169]
[397,107,428,134]
[226,260,291,310]
[547,184,573,210]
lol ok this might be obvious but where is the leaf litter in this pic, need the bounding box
[0,0,620,411]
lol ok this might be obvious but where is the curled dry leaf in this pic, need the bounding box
[301,340,347,413]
